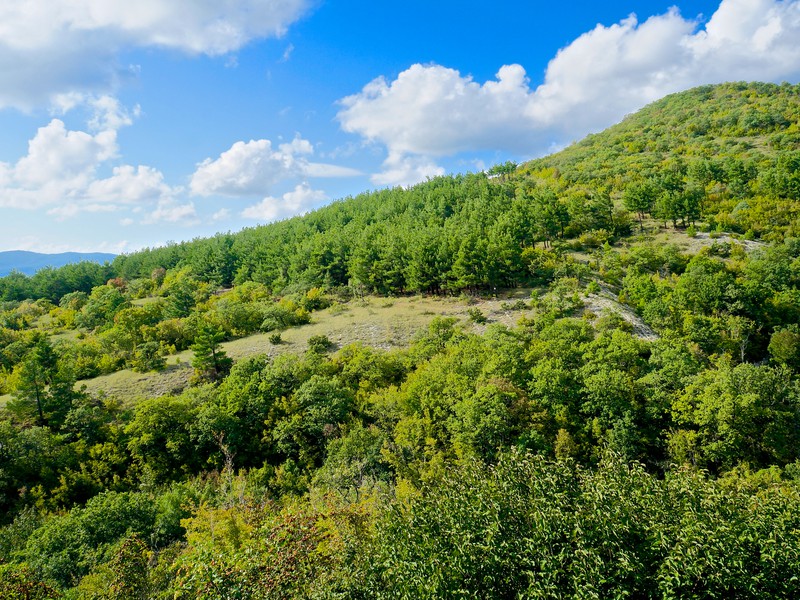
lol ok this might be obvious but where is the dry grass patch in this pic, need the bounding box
[70,292,537,404]
[78,362,193,406]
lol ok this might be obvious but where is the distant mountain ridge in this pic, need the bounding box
[0,250,116,276]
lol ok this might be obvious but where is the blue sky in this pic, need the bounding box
[1,0,799,253]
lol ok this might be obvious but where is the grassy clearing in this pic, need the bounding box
[566,226,766,270]
[3,292,539,406]
[77,292,537,403]
[78,363,192,407]
[2,284,653,408]
[50,329,82,343]
[625,223,765,255]
[131,296,163,306]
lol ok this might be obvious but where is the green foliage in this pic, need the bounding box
[312,423,389,500]
[59,291,88,311]
[466,307,487,324]
[73,535,153,600]
[672,358,800,471]
[125,394,202,481]
[160,269,205,319]
[130,341,166,373]
[74,285,128,331]
[171,501,374,599]
[23,491,157,587]
[486,160,518,178]
[1,82,799,597]
[372,451,800,598]
[272,375,354,469]
[0,261,111,304]
[190,324,232,384]
[0,563,61,599]
[8,336,76,427]
[0,421,63,517]
[769,325,800,370]
[623,179,658,229]
[259,298,311,332]
[148,317,192,352]
[306,334,333,354]
[409,316,461,362]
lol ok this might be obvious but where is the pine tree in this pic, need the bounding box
[623,180,657,231]
[10,336,74,426]
[190,324,232,384]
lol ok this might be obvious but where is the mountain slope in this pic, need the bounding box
[520,81,800,240]
[524,81,800,184]
[0,250,116,277]
[2,83,800,598]
[1,82,798,302]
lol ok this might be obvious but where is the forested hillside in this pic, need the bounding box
[2,82,800,598]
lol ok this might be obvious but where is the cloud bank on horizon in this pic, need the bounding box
[0,0,799,252]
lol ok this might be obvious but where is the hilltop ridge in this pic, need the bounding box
[1,82,798,304]
[527,82,799,179]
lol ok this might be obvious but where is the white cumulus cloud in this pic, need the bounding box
[338,0,800,185]
[339,63,539,158]
[371,153,445,187]
[12,120,117,191]
[241,183,327,222]
[87,165,174,204]
[191,138,310,197]
[0,109,175,214]
[190,137,360,197]
[0,0,313,109]
[85,95,141,131]
[0,119,118,208]
[211,208,231,222]
[144,200,199,225]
